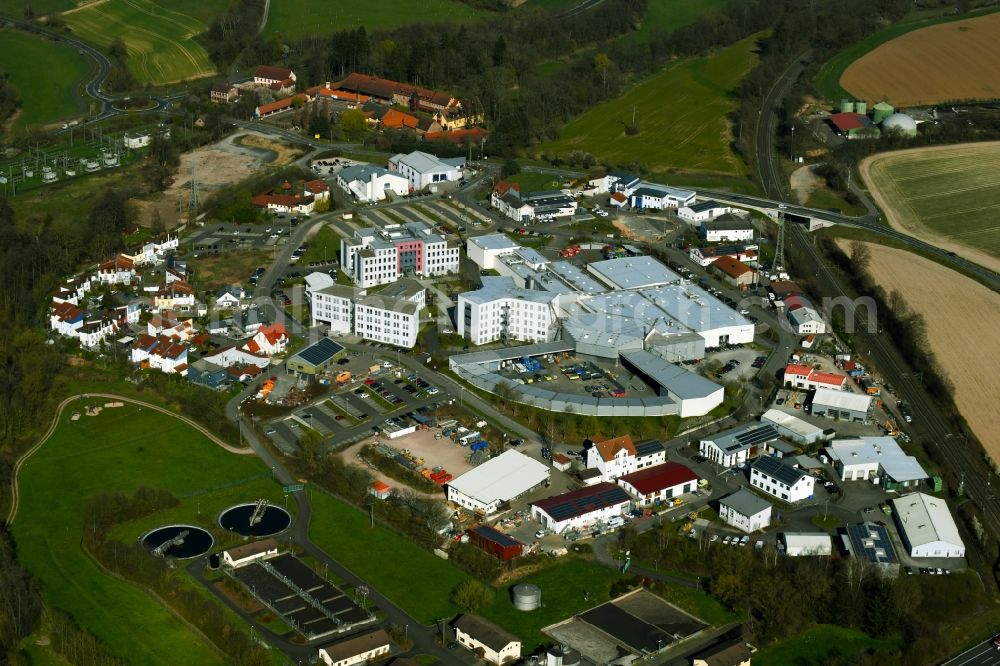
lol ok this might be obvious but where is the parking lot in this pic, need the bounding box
[186,220,296,253]
[495,352,653,400]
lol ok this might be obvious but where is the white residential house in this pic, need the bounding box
[583,436,666,482]
[130,335,189,375]
[96,255,136,285]
[453,615,521,666]
[337,164,409,202]
[719,489,773,533]
[130,234,179,265]
[214,285,247,310]
[253,65,296,87]
[153,281,196,311]
[388,150,464,191]
[317,630,391,666]
[679,200,734,223]
[788,302,827,334]
[242,323,288,356]
[750,456,816,503]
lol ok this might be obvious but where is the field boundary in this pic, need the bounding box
[859,142,1000,275]
[6,393,253,526]
[813,7,1000,103]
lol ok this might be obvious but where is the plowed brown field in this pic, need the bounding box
[841,12,1000,106]
[837,241,1000,463]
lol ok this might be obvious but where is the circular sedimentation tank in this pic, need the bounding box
[513,583,542,611]
[218,503,292,537]
[141,525,214,559]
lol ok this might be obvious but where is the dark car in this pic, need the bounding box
[446,642,459,650]
[541,447,551,459]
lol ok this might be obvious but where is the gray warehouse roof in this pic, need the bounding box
[620,350,721,400]
[587,256,680,290]
[720,489,772,517]
[469,233,519,252]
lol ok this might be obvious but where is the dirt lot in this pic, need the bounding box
[841,12,1000,106]
[132,132,303,229]
[790,164,823,205]
[859,142,1000,274]
[839,241,1000,462]
[189,248,271,292]
[339,428,475,492]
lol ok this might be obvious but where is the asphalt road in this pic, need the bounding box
[941,638,1000,666]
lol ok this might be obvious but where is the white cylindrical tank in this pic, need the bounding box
[546,645,582,666]
[513,583,541,611]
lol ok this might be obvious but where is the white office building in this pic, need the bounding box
[750,456,816,503]
[388,150,463,191]
[466,234,521,270]
[337,164,409,202]
[447,450,550,514]
[892,492,965,558]
[628,183,696,210]
[457,276,559,346]
[760,409,827,446]
[699,215,755,242]
[310,284,356,333]
[719,489,773,533]
[353,294,421,348]
[679,200,734,223]
[340,223,459,288]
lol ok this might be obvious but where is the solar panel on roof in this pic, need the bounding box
[846,523,897,564]
[734,424,779,448]
[635,440,665,457]
[297,338,343,366]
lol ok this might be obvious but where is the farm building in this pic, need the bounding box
[882,112,918,137]
[718,489,772,533]
[222,538,279,568]
[699,423,781,468]
[891,493,965,559]
[469,525,524,561]
[826,437,928,490]
[750,456,815,503]
[285,338,346,377]
[760,409,827,446]
[810,387,872,422]
[446,450,550,515]
[616,462,699,505]
[531,482,631,534]
[781,532,832,557]
[827,112,876,139]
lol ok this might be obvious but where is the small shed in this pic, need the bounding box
[469,525,524,561]
[369,481,392,500]
[551,453,573,472]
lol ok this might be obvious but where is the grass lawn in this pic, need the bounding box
[505,170,566,192]
[189,248,271,293]
[62,0,219,85]
[0,0,72,14]
[0,29,90,129]
[812,7,1000,103]
[299,225,342,265]
[10,166,132,227]
[656,584,740,627]
[11,403,283,665]
[265,0,489,39]
[538,32,762,176]
[754,624,900,665]
[477,559,624,651]
[628,0,729,43]
[308,490,472,623]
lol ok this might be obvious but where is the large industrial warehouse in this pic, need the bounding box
[446,449,550,514]
[891,492,966,559]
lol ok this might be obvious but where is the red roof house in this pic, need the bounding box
[616,462,699,505]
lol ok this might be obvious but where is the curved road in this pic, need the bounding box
[6,393,252,526]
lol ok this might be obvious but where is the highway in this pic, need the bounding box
[941,638,1000,666]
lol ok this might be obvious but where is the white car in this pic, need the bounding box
[382,361,393,368]
[723,536,733,545]
[535,530,546,539]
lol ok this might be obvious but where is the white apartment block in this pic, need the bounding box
[340,224,459,288]
[337,164,409,202]
[353,296,420,348]
[457,277,558,346]
[310,285,356,333]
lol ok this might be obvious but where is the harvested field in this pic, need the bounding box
[839,241,1000,463]
[859,142,1000,273]
[840,12,1000,106]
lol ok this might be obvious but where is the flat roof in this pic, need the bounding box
[587,256,679,290]
[620,350,721,400]
[812,387,872,412]
[827,437,928,482]
[892,492,964,550]
[469,233,519,252]
[447,450,550,505]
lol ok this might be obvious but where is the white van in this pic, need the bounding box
[606,516,626,529]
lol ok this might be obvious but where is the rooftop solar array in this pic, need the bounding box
[751,456,806,486]
[846,522,898,565]
[294,337,344,367]
[532,483,631,521]
[471,525,522,548]
[634,439,665,457]
[724,424,780,452]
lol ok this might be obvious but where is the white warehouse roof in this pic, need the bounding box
[892,492,964,552]
[812,387,872,412]
[782,532,833,557]
[761,409,824,441]
[447,449,550,505]
[827,437,928,482]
